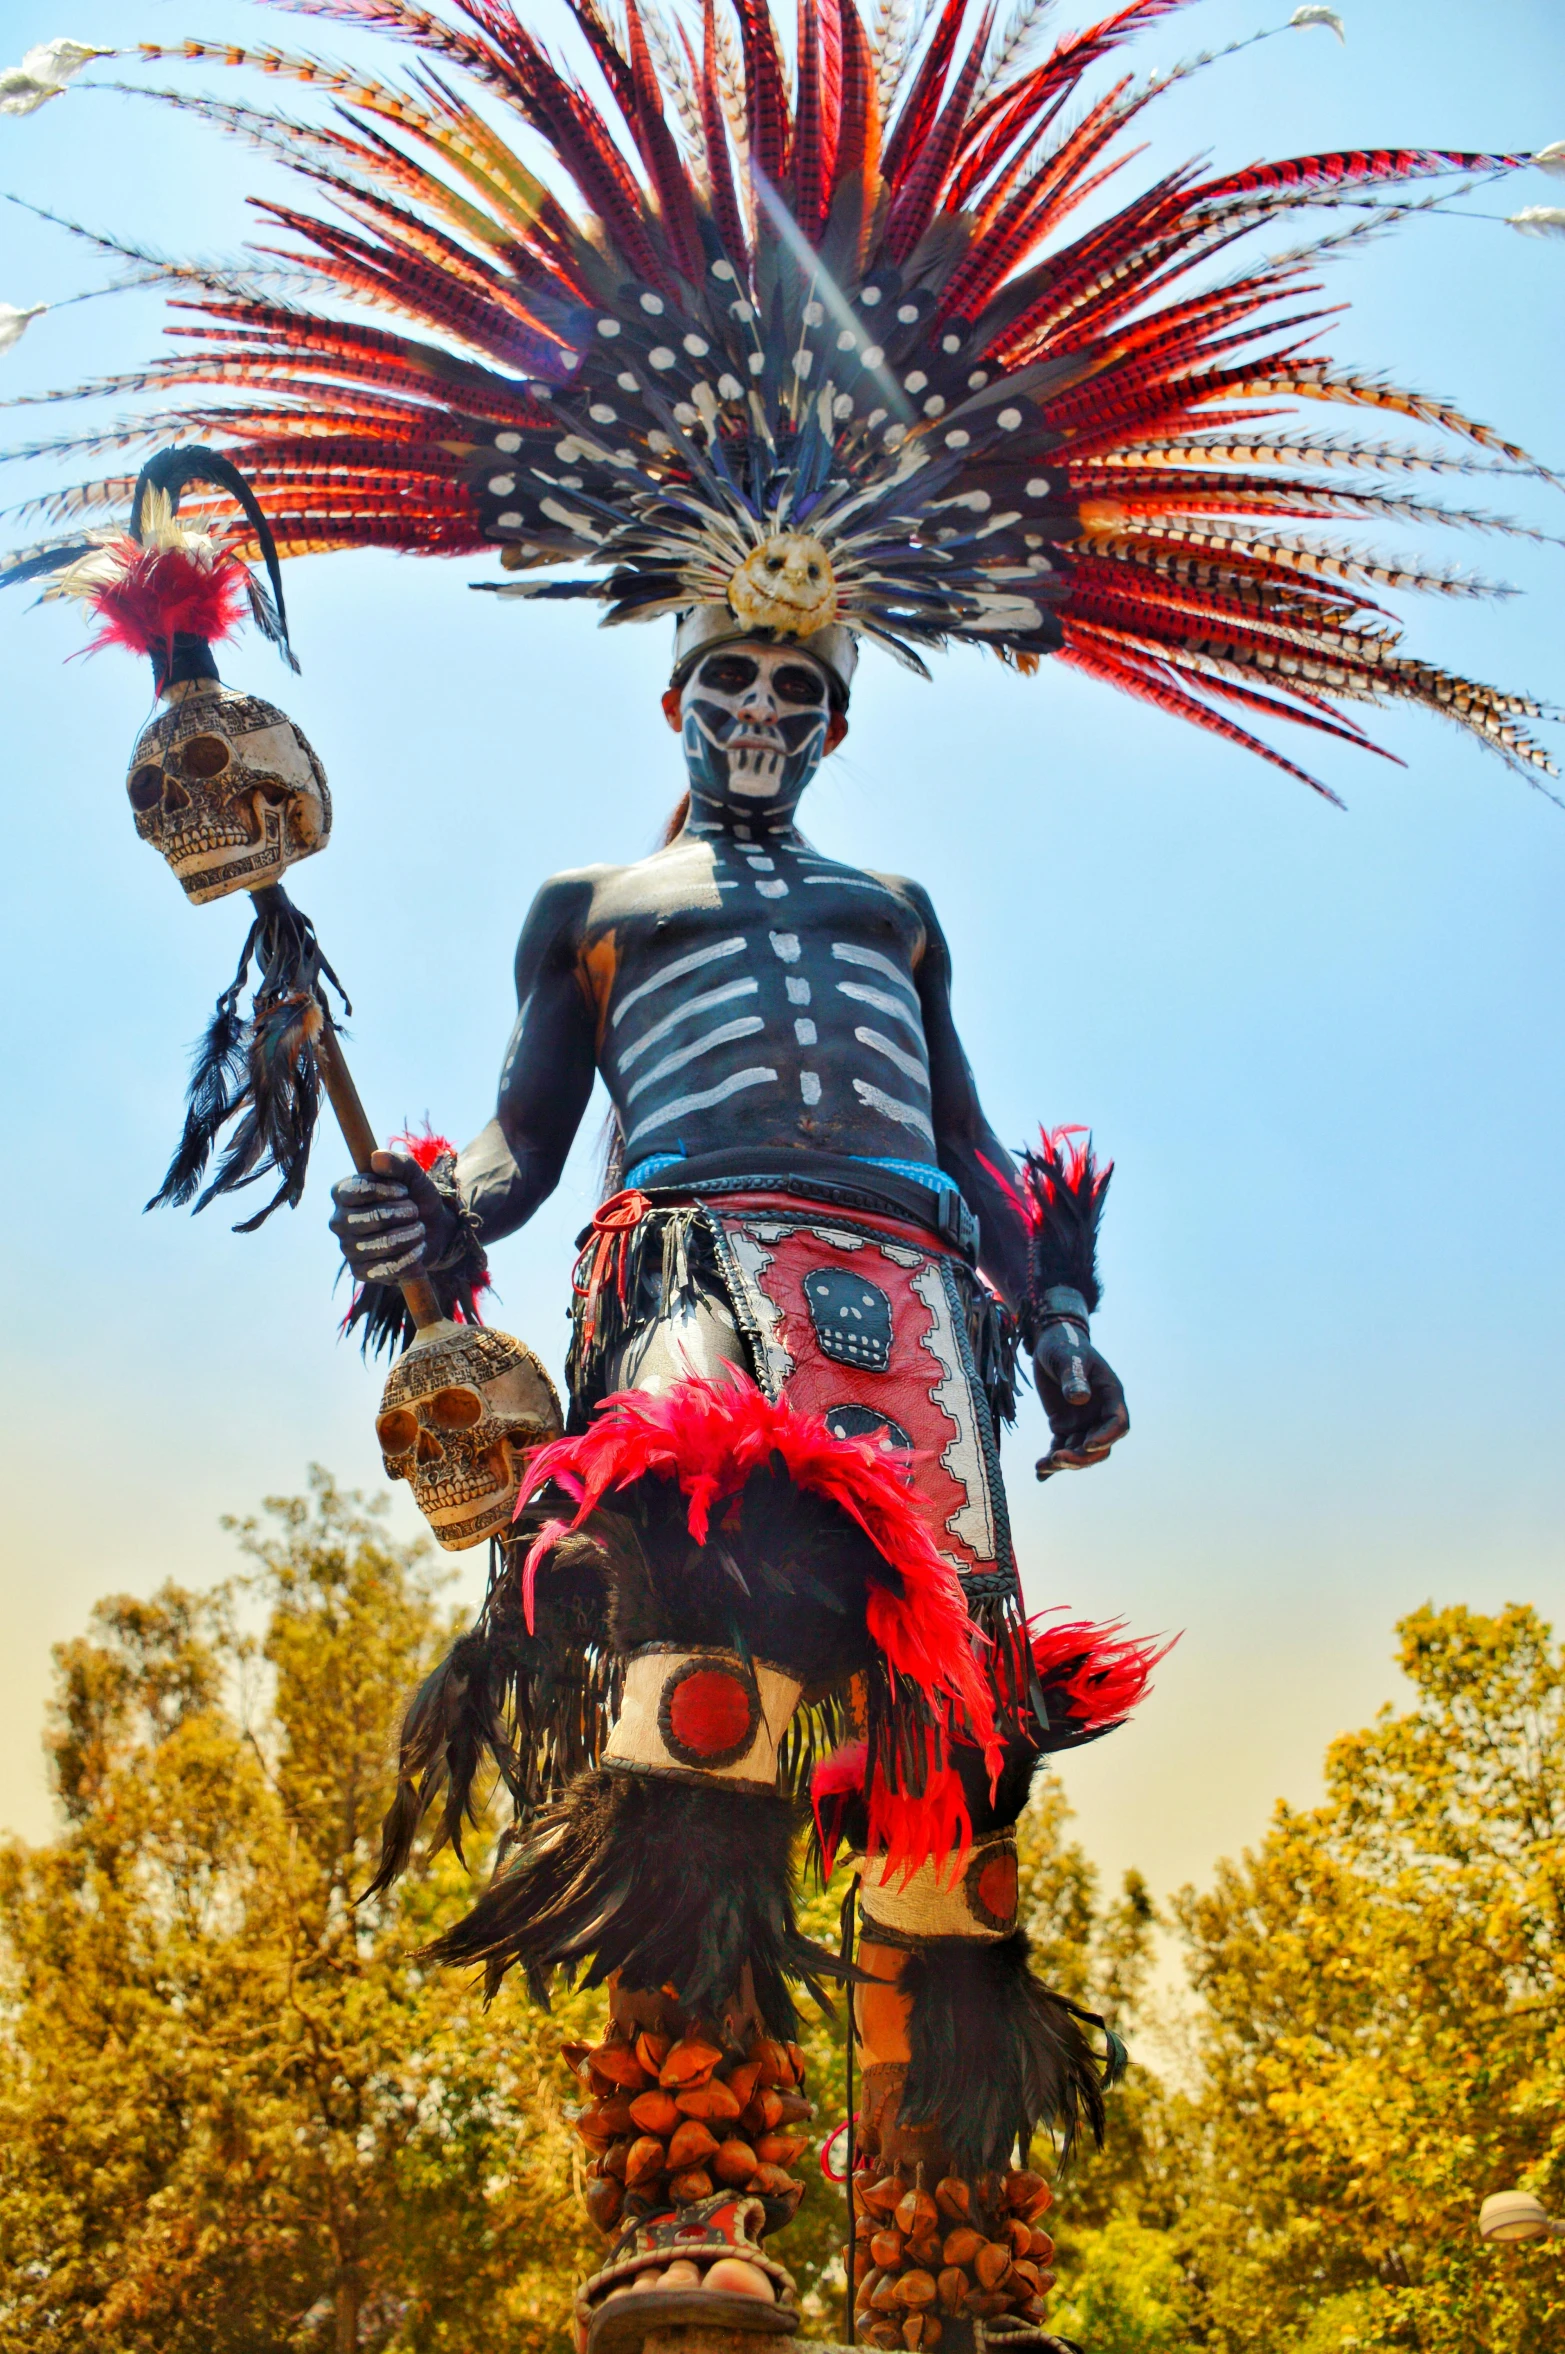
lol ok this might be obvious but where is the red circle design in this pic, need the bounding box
[665,1668,757,1760]
[975,1851,1018,1924]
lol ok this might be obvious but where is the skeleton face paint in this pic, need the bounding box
[679,642,832,822]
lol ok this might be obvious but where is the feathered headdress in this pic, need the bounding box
[3,0,1561,793]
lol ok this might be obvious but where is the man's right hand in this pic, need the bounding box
[329,1149,459,1286]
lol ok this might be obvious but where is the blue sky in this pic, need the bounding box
[1,0,1561,1916]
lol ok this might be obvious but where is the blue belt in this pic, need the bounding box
[624,1149,961,1196]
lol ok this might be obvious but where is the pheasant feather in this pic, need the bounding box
[0,0,1556,794]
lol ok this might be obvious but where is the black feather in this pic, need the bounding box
[900,1931,1122,2173]
[362,1514,619,1901]
[132,445,300,673]
[593,1461,881,1689]
[146,984,251,1208]
[422,1766,849,2035]
[146,884,349,1229]
[1018,1133,1112,1340]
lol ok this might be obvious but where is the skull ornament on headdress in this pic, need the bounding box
[127,681,331,905]
[727,535,838,640]
[376,1319,563,1549]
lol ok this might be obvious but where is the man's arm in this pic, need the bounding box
[906,880,1130,1478]
[331,874,600,1286]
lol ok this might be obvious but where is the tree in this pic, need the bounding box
[0,1473,600,2354]
[1167,1603,1565,2353]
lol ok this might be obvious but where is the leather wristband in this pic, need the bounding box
[1036,1283,1090,1333]
[421,1152,490,1281]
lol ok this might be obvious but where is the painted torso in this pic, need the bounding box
[571,821,935,1169]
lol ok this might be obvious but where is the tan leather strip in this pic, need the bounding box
[602,1646,803,1789]
[854,1830,1019,1942]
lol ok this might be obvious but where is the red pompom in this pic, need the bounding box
[391,1126,460,1172]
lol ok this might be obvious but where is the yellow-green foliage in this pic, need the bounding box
[0,1474,599,2354]
[1160,1602,1565,2354]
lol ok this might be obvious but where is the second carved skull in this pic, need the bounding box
[376,1320,563,1550]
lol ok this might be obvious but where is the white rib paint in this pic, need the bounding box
[855,1025,929,1085]
[611,934,748,1026]
[852,1076,935,1144]
[624,1015,766,1103]
[624,1065,779,1146]
[831,941,918,996]
[836,978,923,1037]
[804,875,889,891]
[617,977,758,1069]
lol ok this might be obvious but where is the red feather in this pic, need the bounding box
[623,0,707,284]
[390,1125,459,1170]
[1191,145,1527,210]
[793,0,826,234]
[832,0,878,191]
[519,1371,999,1773]
[1057,622,1344,798]
[735,0,791,190]
[810,1735,976,1882]
[881,0,967,198]
[699,0,749,263]
[886,4,993,264]
[1029,1614,1173,1732]
[817,0,844,211]
[82,541,251,661]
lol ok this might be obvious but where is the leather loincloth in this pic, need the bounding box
[703,1192,1013,1590]
[567,1187,1018,1615]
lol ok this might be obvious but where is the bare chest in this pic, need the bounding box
[582,836,936,1167]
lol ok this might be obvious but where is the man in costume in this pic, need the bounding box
[332,603,1145,2347]
[4,0,1557,2344]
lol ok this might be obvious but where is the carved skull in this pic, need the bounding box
[126,680,331,906]
[727,533,838,637]
[375,1319,562,1551]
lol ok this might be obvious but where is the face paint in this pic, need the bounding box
[679,642,833,824]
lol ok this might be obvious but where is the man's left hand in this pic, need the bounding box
[1033,1324,1130,1478]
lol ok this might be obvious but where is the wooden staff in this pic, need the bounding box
[314,1018,444,1334]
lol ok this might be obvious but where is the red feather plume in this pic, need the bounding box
[1029,1614,1174,1733]
[519,1371,1000,1770]
[79,540,251,662]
